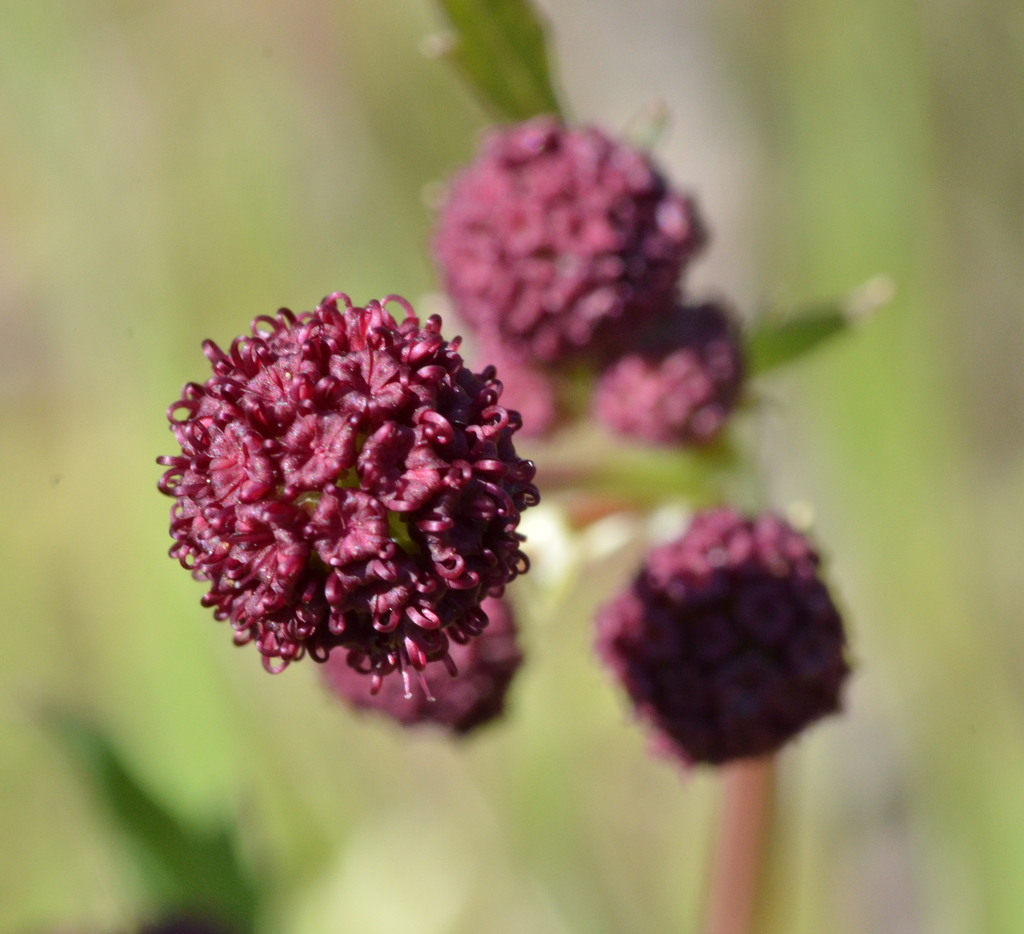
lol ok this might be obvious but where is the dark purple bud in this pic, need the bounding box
[594,302,744,447]
[433,116,705,366]
[158,295,539,686]
[323,596,523,734]
[596,508,849,765]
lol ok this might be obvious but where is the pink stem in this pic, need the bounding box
[702,756,776,934]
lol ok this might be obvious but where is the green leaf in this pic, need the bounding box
[745,306,849,375]
[433,0,563,121]
[746,276,894,375]
[44,711,260,934]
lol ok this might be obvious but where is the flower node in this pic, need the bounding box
[158,294,539,683]
[433,116,705,365]
[597,508,849,764]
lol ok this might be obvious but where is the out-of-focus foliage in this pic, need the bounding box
[433,0,564,120]
[534,424,740,507]
[746,278,893,375]
[0,1,1023,933]
[746,306,851,375]
[45,712,259,933]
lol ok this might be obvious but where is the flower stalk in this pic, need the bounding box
[703,756,775,934]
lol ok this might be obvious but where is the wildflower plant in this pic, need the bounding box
[139,2,889,933]
[421,0,885,930]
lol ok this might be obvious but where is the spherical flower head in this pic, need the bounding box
[157,294,539,687]
[596,509,849,765]
[323,596,523,734]
[433,116,705,365]
[594,302,744,446]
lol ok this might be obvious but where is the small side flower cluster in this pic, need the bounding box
[432,115,744,446]
[158,294,538,689]
[597,509,849,764]
[324,596,522,734]
[594,302,744,446]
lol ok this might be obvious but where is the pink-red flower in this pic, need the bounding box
[433,116,704,365]
[594,302,744,446]
[323,596,523,734]
[597,509,848,764]
[158,294,539,688]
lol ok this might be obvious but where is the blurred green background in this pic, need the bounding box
[2,0,1023,932]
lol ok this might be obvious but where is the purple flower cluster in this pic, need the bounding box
[157,294,539,686]
[431,116,749,447]
[433,116,704,366]
[597,509,848,764]
[594,302,744,446]
[324,596,523,734]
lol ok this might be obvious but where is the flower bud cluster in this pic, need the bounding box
[432,116,744,446]
[324,596,522,734]
[594,302,744,446]
[155,109,853,757]
[433,116,704,366]
[597,509,848,764]
[158,294,538,686]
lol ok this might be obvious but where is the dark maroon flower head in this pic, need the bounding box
[323,595,523,734]
[597,509,848,765]
[433,116,705,366]
[157,294,539,687]
[594,302,744,447]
